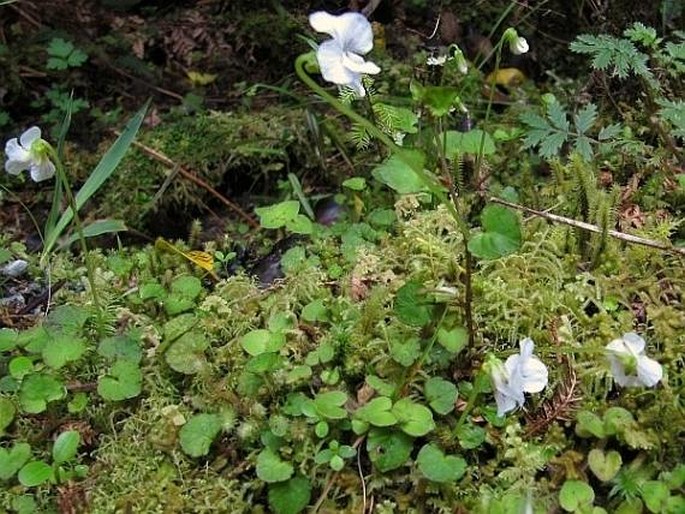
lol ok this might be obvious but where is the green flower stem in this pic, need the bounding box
[453,373,484,435]
[295,54,462,226]
[48,147,102,315]
[296,53,478,343]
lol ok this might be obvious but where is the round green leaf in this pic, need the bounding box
[165,331,209,374]
[437,326,468,354]
[19,373,65,414]
[42,334,86,369]
[256,448,294,483]
[255,200,300,229]
[468,204,522,260]
[354,397,397,427]
[0,397,16,434]
[392,398,435,437]
[366,428,413,472]
[97,334,142,363]
[53,430,80,464]
[97,361,142,401]
[394,281,432,327]
[241,330,285,357]
[559,480,595,512]
[424,377,458,415]
[416,443,467,483]
[179,413,222,458]
[0,442,32,480]
[9,356,33,379]
[642,480,670,513]
[372,151,428,194]
[268,475,312,514]
[18,461,53,487]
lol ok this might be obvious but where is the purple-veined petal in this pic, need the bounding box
[5,138,30,163]
[20,126,41,148]
[310,12,374,55]
[494,390,519,416]
[29,158,55,182]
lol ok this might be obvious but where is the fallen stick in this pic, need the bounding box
[489,197,685,257]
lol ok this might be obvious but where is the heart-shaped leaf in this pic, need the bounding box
[165,330,209,374]
[97,361,142,401]
[256,448,294,483]
[19,373,65,414]
[424,377,458,415]
[416,443,467,483]
[366,428,413,472]
[392,398,435,437]
[468,204,521,260]
[354,397,397,427]
[179,413,222,458]
[559,480,595,512]
[0,442,31,480]
[588,449,622,482]
[372,151,427,194]
[268,475,312,514]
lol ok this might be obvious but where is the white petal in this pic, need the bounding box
[519,338,535,359]
[520,356,548,393]
[5,138,30,162]
[29,158,56,182]
[494,390,519,416]
[637,356,662,387]
[337,12,374,55]
[622,332,645,354]
[342,52,380,74]
[608,354,640,387]
[310,12,374,55]
[317,40,357,86]
[606,338,630,355]
[20,126,41,148]
[5,158,29,175]
[348,78,367,97]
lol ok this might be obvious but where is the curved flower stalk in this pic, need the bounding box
[5,126,56,182]
[606,332,663,387]
[309,11,381,97]
[488,338,549,416]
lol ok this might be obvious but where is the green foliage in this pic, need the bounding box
[416,443,466,483]
[255,200,313,234]
[372,151,428,194]
[46,38,88,70]
[520,97,621,161]
[179,414,222,457]
[97,361,142,400]
[560,480,596,512]
[468,204,522,259]
[268,476,312,514]
[256,449,294,483]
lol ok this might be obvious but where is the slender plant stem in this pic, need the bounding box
[50,150,102,314]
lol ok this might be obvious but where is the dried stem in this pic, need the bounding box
[490,197,685,257]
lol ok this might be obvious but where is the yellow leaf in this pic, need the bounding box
[187,71,217,86]
[485,67,526,87]
[155,238,219,280]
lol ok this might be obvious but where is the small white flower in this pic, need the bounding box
[510,36,529,55]
[426,54,448,66]
[503,27,529,55]
[309,11,381,97]
[4,126,55,182]
[489,338,548,416]
[606,332,663,387]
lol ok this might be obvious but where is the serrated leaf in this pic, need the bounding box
[355,397,397,427]
[539,131,568,159]
[165,331,209,374]
[574,135,594,161]
[547,100,570,132]
[394,281,432,326]
[313,391,348,420]
[19,373,65,413]
[574,104,598,134]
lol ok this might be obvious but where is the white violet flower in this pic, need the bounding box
[606,332,663,388]
[309,11,381,97]
[503,27,529,55]
[5,126,55,182]
[488,338,548,416]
